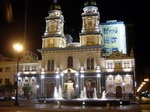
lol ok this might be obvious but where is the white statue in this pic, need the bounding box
[102,90,106,99]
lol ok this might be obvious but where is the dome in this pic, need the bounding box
[84,0,97,7]
[49,2,61,11]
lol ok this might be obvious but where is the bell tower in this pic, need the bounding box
[42,1,66,48]
[80,0,103,46]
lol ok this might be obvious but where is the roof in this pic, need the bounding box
[49,2,61,11]
[84,0,97,7]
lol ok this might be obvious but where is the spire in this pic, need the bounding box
[54,0,57,3]
[49,0,61,11]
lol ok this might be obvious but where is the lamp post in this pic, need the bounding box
[13,43,23,106]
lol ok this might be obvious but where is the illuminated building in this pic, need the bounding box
[0,0,135,99]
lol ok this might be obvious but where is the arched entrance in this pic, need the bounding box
[86,80,96,98]
[46,81,55,98]
[116,86,122,98]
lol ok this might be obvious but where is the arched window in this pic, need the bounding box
[49,21,56,32]
[87,18,93,29]
[49,39,54,47]
[87,58,90,69]
[47,60,54,71]
[87,58,94,70]
[67,56,73,68]
[32,65,36,71]
[25,65,30,71]
[91,58,94,69]
[87,36,93,45]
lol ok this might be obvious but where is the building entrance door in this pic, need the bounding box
[116,86,122,98]
[86,81,96,98]
[47,82,55,98]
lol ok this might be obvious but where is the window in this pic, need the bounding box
[67,56,73,68]
[87,58,94,70]
[104,37,110,44]
[0,67,3,72]
[49,39,54,47]
[115,76,122,84]
[107,62,113,69]
[91,58,94,69]
[87,58,90,69]
[25,66,30,71]
[5,67,10,72]
[106,76,114,93]
[49,21,56,32]
[124,61,130,68]
[5,78,10,84]
[32,65,36,71]
[18,79,22,86]
[115,62,122,69]
[107,77,113,85]
[125,77,131,84]
[47,60,54,71]
[87,36,93,45]
[0,78,2,84]
[111,37,118,43]
[87,18,93,29]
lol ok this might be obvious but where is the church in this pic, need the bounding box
[0,0,135,99]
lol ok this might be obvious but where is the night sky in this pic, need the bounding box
[0,0,149,82]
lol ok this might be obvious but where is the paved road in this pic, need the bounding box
[0,100,149,112]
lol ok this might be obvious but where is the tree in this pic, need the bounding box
[0,84,5,96]
[4,80,15,93]
[4,80,15,99]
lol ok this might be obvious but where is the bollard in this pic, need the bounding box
[106,103,110,109]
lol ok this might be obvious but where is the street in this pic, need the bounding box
[0,99,149,112]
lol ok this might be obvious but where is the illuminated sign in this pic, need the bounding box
[103,27,118,34]
[100,20,126,55]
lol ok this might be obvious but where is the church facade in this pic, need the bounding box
[0,0,135,99]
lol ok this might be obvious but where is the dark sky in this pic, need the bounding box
[0,0,149,81]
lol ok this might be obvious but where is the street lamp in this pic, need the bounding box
[13,43,23,106]
[144,79,149,82]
